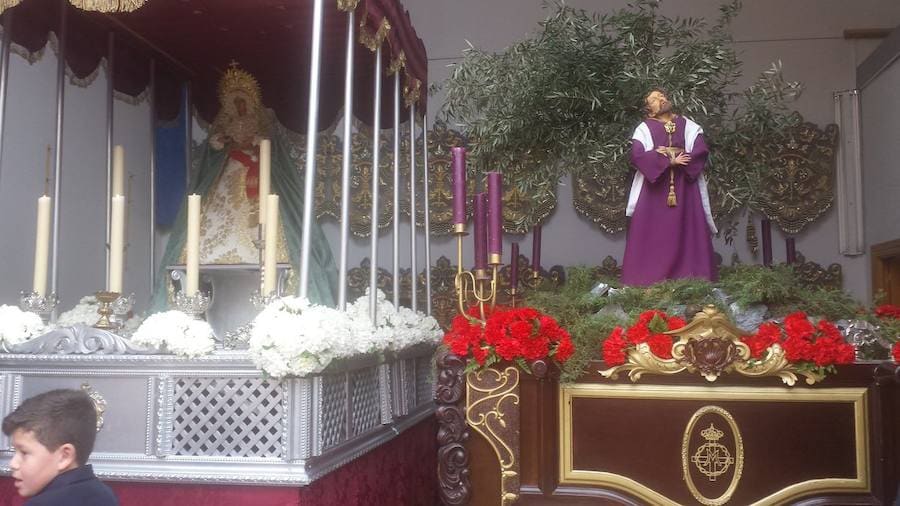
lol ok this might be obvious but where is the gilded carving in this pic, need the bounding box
[349,122,395,237]
[757,117,838,234]
[466,366,521,506]
[788,252,842,290]
[682,406,744,506]
[599,305,826,385]
[572,165,630,234]
[81,383,107,432]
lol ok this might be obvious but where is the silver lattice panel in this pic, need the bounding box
[415,356,432,406]
[320,373,347,450]
[349,367,380,437]
[172,377,284,458]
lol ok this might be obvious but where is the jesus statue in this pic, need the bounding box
[621,88,718,286]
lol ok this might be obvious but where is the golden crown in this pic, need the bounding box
[218,61,262,107]
[700,423,725,442]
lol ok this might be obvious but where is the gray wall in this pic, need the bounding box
[403,0,900,303]
[860,27,900,278]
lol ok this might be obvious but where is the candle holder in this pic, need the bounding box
[454,225,499,324]
[93,291,121,330]
[508,287,518,308]
[521,269,544,290]
[174,290,210,319]
[19,290,58,323]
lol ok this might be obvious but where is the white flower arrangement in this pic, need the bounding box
[249,290,442,378]
[0,305,45,347]
[131,310,215,357]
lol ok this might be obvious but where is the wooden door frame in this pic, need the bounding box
[871,238,900,303]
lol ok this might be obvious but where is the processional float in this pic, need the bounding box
[0,0,440,490]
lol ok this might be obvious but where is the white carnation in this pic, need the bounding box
[0,305,45,347]
[131,310,215,357]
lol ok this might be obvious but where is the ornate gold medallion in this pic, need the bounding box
[682,406,744,505]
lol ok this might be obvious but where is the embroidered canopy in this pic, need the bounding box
[1,0,426,131]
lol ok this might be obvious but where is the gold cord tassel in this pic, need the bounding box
[667,169,677,207]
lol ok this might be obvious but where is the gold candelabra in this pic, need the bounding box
[453,223,499,324]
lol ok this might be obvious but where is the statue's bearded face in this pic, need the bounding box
[645,90,672,117]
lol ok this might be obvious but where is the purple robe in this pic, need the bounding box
[621,116,717,286]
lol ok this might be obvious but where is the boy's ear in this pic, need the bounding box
[54,443,78,471]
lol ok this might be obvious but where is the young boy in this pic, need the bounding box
[2,389,119,505]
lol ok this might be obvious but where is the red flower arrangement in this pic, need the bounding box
[443,305,574,372]
[601,310,686,366]
[878,305,900,363]
[875,304,900,320]
[741,312,855,369]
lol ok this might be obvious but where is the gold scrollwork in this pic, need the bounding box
[599,305,826,385]
[757,116,838,234]
[335,0,360,12]
[572,164,630,234]
[466,366,521,506]
[682,406,745,506]
[80,383,107,432]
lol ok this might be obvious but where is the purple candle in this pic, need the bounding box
[785,237,796,264]
[510,242,519,289]
[761,218,772,267]
[451,147,467,227]
[473,193,488,271]
[531,225,542,273]
[487,171,502,261]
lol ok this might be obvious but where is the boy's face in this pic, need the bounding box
[9,429,75,497]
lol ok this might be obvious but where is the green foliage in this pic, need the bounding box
[523,264,864,381]
[440,0,801,217]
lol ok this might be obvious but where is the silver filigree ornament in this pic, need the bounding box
[19,290,58,323]
[836,319,891,360]
[174,290,211,319]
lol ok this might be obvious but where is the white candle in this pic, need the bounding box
[108,195,125,293]
[185,194,201,296]
[263,194,279,295]
[32,196,51,296]
[258,139,271,225]
[112,145,125,197]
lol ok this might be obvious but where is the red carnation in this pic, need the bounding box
[647,333,673,359]
[784,312,815,340]
[876,304,900,320]
[602,327,629,366]
[471,345,489,365]
[554,333,574,363]
[892,342,900,363]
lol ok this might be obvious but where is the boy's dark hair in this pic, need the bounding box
[2,389,98,466]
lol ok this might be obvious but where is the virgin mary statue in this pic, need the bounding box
[152,64,337,308]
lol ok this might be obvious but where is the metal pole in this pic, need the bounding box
[149,58,157,293]
[408,103,417,312]
[105,32,115,289]
[183,82,192,188]
[422,115,432,315]
[338,9,355,311]
[50,0,68,308]
[368,46,382,321]
[0,10,14,187]
[391,72,400,308]
[299,0,325,300]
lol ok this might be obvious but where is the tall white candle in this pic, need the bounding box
[185,194,201,296]
[32,196,51,296]
[112,145,125,197]
[258,139,271,225]
[263,194,279,295]
[108,195,125,293]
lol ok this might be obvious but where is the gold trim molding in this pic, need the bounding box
[599,306,826,386]
[466,366,521,506]
[559,384,870,505]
